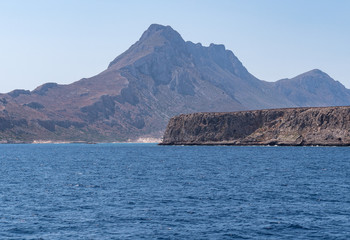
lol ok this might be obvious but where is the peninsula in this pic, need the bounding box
[160,106,350,146]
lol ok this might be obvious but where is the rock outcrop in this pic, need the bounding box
[160,106,350,146]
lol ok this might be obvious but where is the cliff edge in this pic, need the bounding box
[160,106,350,146]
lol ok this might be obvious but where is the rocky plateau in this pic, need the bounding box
[160,106,350,146]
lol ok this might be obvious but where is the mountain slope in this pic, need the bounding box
[1,24,349,143]
[273,69,350,106]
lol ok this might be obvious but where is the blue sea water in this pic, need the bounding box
[0,144,350,239]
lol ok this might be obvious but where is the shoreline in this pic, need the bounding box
[158,142,350,147]
[0,138,162,144]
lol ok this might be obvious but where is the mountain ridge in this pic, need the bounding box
[1,24,349,143]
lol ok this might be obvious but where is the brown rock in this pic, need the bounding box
[160,106,350,146]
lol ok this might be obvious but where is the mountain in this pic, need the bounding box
[1,24,350,143]
[273,69,350,106]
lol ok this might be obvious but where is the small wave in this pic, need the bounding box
[8,227,35,235]
[287,223,310,230]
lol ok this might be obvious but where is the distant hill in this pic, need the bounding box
[1,24,350,143]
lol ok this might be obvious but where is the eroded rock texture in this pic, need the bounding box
[161,106,350,146]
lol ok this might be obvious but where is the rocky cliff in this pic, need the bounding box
[160,106,350,146]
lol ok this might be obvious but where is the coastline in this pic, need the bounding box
[160,106,350,146]
[0,137,162,144]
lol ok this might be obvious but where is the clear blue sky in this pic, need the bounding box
[1,0,349,93]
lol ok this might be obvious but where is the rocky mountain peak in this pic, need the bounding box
[274,68,350,107]
[290,69,338,88]
[209,43,226,52]
[138,24,185,48]
[299,69,330,79]
[108,24,186,69]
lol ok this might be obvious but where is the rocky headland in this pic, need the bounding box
[160,106,350,146]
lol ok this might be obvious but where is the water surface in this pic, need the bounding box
[0,144,349,239]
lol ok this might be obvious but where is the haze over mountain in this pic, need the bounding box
[1,24,349,143]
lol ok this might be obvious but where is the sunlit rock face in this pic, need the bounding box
[161,106,350,146]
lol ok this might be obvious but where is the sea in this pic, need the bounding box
[0,143,349,239]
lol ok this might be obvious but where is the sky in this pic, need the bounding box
[0,0,349,93]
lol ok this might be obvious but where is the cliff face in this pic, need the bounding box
[160,106,350,146]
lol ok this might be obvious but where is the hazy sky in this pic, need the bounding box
[1,0,349,93]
